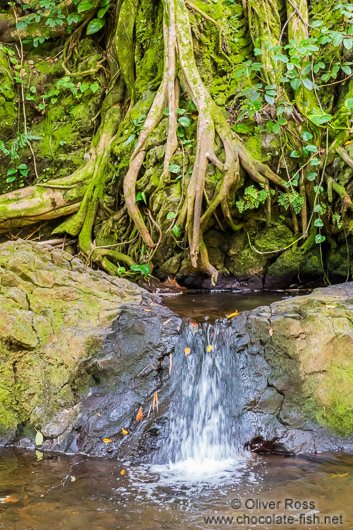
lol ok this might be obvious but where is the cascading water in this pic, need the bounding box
[154,319,246,478]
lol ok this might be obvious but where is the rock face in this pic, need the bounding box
[0,240,153,444]
[0,239,352,457]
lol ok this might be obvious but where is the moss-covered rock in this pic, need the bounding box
[0,239,151,440]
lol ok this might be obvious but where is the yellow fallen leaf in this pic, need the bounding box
[120,469,126,476]
[103,438,111,443]
[345,140,352,145]
[325,305,336,309]
[184,347,191,355]
[227,312,239,318]
[136,406,143,422]
[269,327,273,337]
[332,472,348,478]
[122,429,128,435]
[152,391,158,410]
[207,345,213,352]
[144,309,151,312]
[150,302,155,306]
[96,413,101,417]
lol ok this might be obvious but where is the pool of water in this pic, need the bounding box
[1,291,351,529]
[0,448,352,529]
[162,291,292,321]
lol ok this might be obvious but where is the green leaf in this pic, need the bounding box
[278,117,287,125]
[6,168,17,176]
[86,18,105,34]
[302,131,313,141]
[306,171,317,181]
[273,53,288,63]
[16,21,28,30]
[344,38,353,50]
[117,266,126,274]
[311,20,323,28]
[97,6,109,17]
[178,116,191,128]
[302,78,314,90]
[6,176,16,183]
[233,124,249,133]
[167,212,176,219]
[308,112,333,126]
[78,0,93,12]
[130,264,150,276]
[290,150,300,158]
[90,82,99,93]
[168,164,181,174]
[305,144,318,152]
[346,98,353,109]
[172,225,180,238]
[265,95,275,104]
[35,431,44,446]
[290,78,301,91]
[310,157,320,166]
[123,133,135,147]
[342,65,352,76]
[79,83,89,93]
[314,218,324,228]
[315,234,326,244]
[136,191,147,204]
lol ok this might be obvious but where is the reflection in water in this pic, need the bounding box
[0,449,352,529]
[162,291,291,322]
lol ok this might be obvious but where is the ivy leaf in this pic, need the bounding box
[168,164,181,174]
[178,116,191,128]
[90,82,99,93]
[6,176,16,183]
[233,124,249,133]
[130,264,150,277]
[7,168,17,176]
[167,212,175,219]
[86,18,105,34]
[78,0,93,12]
[172,225,180,238]
[302,131,313,141]
[306,172,317,181]
[290,150,300,158]
[308,112,333,126]
[314,218,324,228]
[315,234,326,244]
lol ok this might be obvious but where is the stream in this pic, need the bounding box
[0,292,352,529]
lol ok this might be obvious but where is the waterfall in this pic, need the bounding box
[156,320,243,471]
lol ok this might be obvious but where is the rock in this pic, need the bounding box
[0,239,151,442]
[1,240,352,458]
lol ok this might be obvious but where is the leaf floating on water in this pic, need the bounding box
[1,495,20,504]
[120,469,126,476]
[227,311,239,319]
[136,406,143,422]
[103,438,111,443]
[184,347,191,356]
[35,431,44,447]
[269,327,273,337]
[332,472,349,478]
[207,345,213,352]
[122,429,128,435]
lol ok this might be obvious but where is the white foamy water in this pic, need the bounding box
[153,321,245,482]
